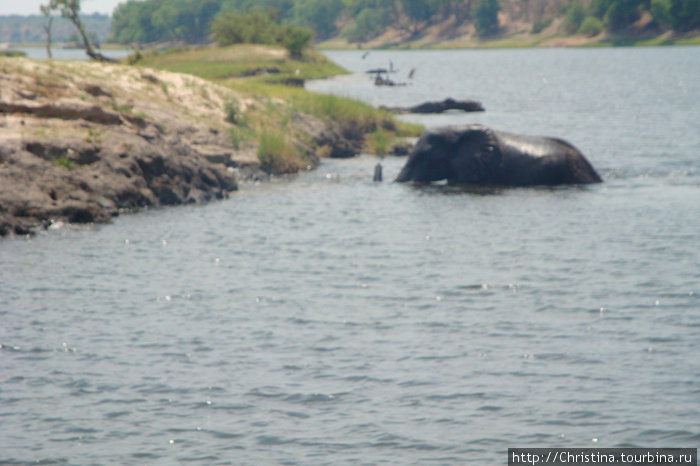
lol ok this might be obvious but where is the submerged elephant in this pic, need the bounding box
[395,125,602,186]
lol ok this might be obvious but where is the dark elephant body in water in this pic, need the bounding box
[396,125,602,186]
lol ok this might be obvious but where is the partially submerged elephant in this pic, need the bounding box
[396,125,602,186]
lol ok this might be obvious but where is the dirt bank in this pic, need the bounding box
[0,58,354,237]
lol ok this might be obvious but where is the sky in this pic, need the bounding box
[0,0,125,16]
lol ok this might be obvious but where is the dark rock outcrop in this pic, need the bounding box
[0,59,249,237]
[383,98,484,114]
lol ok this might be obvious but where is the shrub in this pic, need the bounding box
[224,100,239,124]
[562,0,588,34]
[282,26,314,59]
[257,130,306,174]
[213,10,313,59]
[474,0,501,37]
[668,0,700,31]
[228,128,241,149]
[651,0,672,27]
[531,18,553,34]
[212,10,279,46]
[578,16,603,35]
[603,0,640,31]
[342,7,390,43]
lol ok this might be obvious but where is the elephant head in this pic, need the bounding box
[395,125,500,184]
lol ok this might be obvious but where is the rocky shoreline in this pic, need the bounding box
[0,58,361,237]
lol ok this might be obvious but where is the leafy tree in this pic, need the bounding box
[282,25,314,58]
[292,0,342,40]
[402,0,433,23]
[105,0,699,48]
[650,0,672,26]
[603,0,640,31]
[342,7,392,42]
[108,0,160,44]
[109,0,221,44]
[212,10,279,45]
[531,17,553,33]
[212,8,312,58]
[592,0,612,18]
[563,0,587,33]
[668,0,700,30]
[474,0,500,37]
[579,15,603,35]
[592,0,643,31]
[45,0,113,61]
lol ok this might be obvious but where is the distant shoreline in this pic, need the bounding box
[5,31,699,55]
[317,32,700,50]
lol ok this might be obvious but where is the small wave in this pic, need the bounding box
[0,459,69,465]
[95,397,146,405]
[176,454,221,462]
[132,383,194,395]
[104,411,130,419]
[310,346,342,352]
[426,392,487,401]
[167,427,243,440]
[477,405,504,412]
[342,375,393,383]
[271,409,311,419]
[246,388,285,399]
[397,442,444,451]
[398,379,437,387]
[256,435,296,446]
[63,426,99,434]
[638,429,700,443]
[131,452,160,459]
[283,392,345,404]
[194,401,253,412]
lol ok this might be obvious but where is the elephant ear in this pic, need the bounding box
[448,128,500,184]
[396,130,453,182]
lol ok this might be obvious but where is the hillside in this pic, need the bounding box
[320,0,700,48]
[106,0,699,48]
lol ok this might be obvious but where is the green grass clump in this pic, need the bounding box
[0,50,27,58]
[136,44,346,82]
[369,129,391,156]
[224,100,239,124]
[295,93,384,127]
[291,92,423,152]
[257,130,309,174]
[133,44,423,170]
[54,154,75,169]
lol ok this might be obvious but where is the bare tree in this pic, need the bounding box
[40,4,53,59]
[46,0,115,62]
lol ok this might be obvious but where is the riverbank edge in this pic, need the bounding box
[0,49,415,239]
[8,27,699,56]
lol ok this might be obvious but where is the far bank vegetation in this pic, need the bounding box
[107,0,700,48]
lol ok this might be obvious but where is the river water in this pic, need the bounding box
[2,47,699,465]
[11,46,132,61]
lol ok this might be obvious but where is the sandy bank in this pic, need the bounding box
[0,58,355,237]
